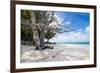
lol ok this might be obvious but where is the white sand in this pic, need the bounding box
[20,44,89,63]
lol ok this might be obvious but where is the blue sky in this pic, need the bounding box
[50,11,90,43]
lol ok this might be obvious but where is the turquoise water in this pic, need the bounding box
[57,42,90,49]
[57,42,89,44]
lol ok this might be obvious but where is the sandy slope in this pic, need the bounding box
[20,44,89,63]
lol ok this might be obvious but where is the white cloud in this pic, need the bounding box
[50,26,90,43]
[64,21,71,25]
[49,22,59,28]
[54,14,64,24]
[49,14,64,28]
[49,14,72,29]
[85,26,90,33]
[54,14,71,25]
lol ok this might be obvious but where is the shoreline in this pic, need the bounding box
[55,44,89,50]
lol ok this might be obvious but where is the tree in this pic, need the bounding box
[21,10,72,50]
[29,11,56,50]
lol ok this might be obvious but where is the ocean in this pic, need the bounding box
[57,42,90,49]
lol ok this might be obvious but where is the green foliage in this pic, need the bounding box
[21,10,31,20]
[21,24,33,41]
[21,10,33,41]
[45,29,56,42]
[21,10,56,43]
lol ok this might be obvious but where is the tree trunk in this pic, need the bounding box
[29,11,46,50]
[29,11,41,50]
[32,30,41,50]
[39,31,45,49]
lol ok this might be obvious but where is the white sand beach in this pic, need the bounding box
[21,44,89,63]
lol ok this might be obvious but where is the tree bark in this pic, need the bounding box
[39,31,45,49]
[32,29,41,50]
[29,11,41,50]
